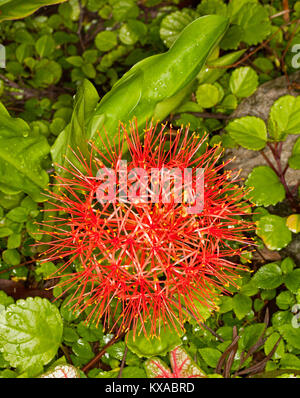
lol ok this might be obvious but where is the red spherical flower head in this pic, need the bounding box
[40,120,254,338]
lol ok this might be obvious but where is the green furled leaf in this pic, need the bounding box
[256,215,292,251]
[245,166,285,206]
[285,269,300,294]
[0,297,63,371]
[51,79,99,174]
[95,31,118,52]
[286,214,300,233]
[232,293,252,320]
[0,1,68,22]
[252,262,283,289]
[229,67,258,98]
[0,105,49,201]
[197,50,246,84]
[160,9,199,48]
[231,2,272,46]
[127,327,182,358]
[268,96,300,140]
[225,116,267,151]
[288,137,300,169]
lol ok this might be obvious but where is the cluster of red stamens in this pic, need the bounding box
[40,121,253,337]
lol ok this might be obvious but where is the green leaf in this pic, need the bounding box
[127,327,182,358]
[0,106,50,201]
[119,20,147,45]
[198,347,221,368]
[0,297,63,371]
[35,35,55,58]
[72,339,94,360]
[232,293,252,320]
[286,214,300,233]
[112,0,139,22]
[281,257,295,274]
[2,249,20,266]
[239,323,265,351]
[288,137,300,170]
[276,291,295,310]
[196,83,221,108]
[220,24,243,50]
[264,332,285,359]
[230,1,272,45]
[256,215,292,251]
[0,0,68,22]
[284,269,300,294]
[245,166,285,206]
[268,96,300,139]
[95,31,118,52]
[252,262,283,289]
[197,0,227,16]
[6,207,29,223]
[225,116,267,151]
[121,366,146,378]
[229,66,258,98]
[278,324,300,350]
[160,9,198,48]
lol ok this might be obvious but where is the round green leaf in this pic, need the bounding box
[286,214,300,233]
[95,31,118,52]
[256,215,292,251]
[160,9,198,48]
[245,166,285,206]
[225,116,267,150]
[0,297,63,371]
[196,83,221,108]
[252,262,283,289]
[229,66,258,98]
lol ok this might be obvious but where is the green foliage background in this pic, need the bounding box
[0,0,299,379]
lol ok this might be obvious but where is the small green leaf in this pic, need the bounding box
[245,166,285,206]
[268,96,300,139]
[160,9,198,48]
[0,297,63,371]
[278,324,300,350]
[284,269,300,294]
[264,332,285,359]
[276,291,295,310]
[232,293,252,320]
[127,327,182,358]
[225,116,267,151]
[281,257,295,274]
[252,262,283,289]
[95,31,118,52]
[256,215,292,251]
[229,67,258,98]
[286,214,300,233]
[198,347,221,368]
[35,35,55,58]
[239,323,265,351]
[196,83,221,108]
